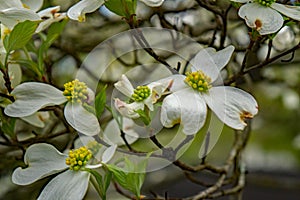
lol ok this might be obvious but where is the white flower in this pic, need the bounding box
[231,0,300,35]
[114,74,173,119]
[160,46,258,135]
[12,143,116,200]
[67,0,165,21]
[4,79,101,136]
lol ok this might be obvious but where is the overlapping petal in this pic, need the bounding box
[64,103,100,136]
[161,88,207,135]
[191,46,234,82]
[203,86,258,130]
[101,145,117,164]
[12,143,68,185]
[238,3,283,35]
[4,82,66,117]
[37,170,90,200]
[67,0,104,22]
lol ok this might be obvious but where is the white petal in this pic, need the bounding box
[203,86,258,130]
[148,78,174,103]
[101,145,117,163]
[114,98,144,119]
[36,12,66,33]
[161,88,207,135]
[64,103,100,136]
[4,82,66,117]
[67,0,104,22]
[21,112,49,128]
[0,0,23,10]
[230,0,248,2]
[271,3,300,21]
[114,74,134,97]
[37,6,60,18]
[238,3,283,35]
[0,7,41,28]
[12,143,68,185]
[103,118,138,145]
[21,0,44,11]
[157,74,187,92]
[38,170,90,200]
[140,0,164,7]
[191,46,234,82]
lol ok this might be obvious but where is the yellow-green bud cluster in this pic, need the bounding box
[255,0,275,7]
[185,70,212,92]
[63,79,88,103]
[131,86,151,102]
[65,146,92,171]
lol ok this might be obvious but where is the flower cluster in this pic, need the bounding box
[114,46,258,135]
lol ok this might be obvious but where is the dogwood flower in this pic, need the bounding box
[67,0,165,22]
[114,74,173,119]
[231,0,300,35]
[4,79,100,136]
[12,142,116,200]
[160,46,258,135]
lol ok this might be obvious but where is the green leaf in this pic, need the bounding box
[37,19,68,73]
[3,20,38,53]
[95,85,107,118]
[106,157,148,199]
[0,112,16,138]
[104,0,137,18]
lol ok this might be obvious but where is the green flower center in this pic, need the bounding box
[255,0,276,7]
[131,86,151,102]
[65,146,92,171]
[185,70,212,92]
[63,79,88,103]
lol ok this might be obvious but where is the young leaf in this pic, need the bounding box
[105,157,148,199]
[135,109,150,125]
[104,0,137,19]
[95,85,107,118]
[3,21,38,53]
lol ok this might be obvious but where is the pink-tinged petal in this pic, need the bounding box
[12,143,68,185]
[203,86,258,130]
[238,3,283,35]
[64,103,100,136]
[37,170,90,200]
[4,82,66,117]
[140,0,164,7]
[67,0,104,22]
[271,3,300,21]
[114,74,134,97]
[191,46,234,82]
[114,98,144,119]
[161,88,207,135]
